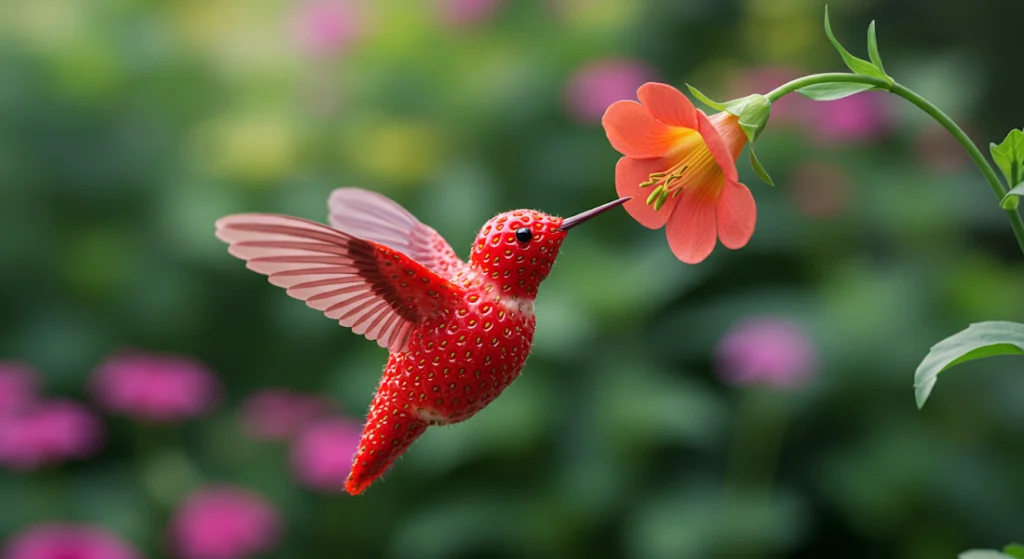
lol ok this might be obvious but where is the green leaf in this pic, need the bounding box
[914,321,1024,408]
[866,21,885,74]
[960,551,1015,559]
[722,94,761,118]
[749,148,774,186]
[1004,544,1024,559]
[823,6,892,82]
[991,129,1024,188]
[724,94,771,143]
[958,545,1024,559]
[1000,182,1024,210]
[797,82,875,101]
[685,84,726,111]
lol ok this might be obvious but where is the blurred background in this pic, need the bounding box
[1,0,1024,557]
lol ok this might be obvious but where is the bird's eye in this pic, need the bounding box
[515,227,532,243]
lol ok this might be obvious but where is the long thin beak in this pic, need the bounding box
[557,196,631,231]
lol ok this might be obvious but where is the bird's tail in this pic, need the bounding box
[345,389,428,495]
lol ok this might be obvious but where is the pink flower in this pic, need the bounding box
[0,400,103,470]
[603,82,757,264]
[565,58,658,123]
[290,0,362,57]
[92,351,218,422]
[1,524,142,559]
[170,486,281,559]
[289,417,362,492]
[240,389,332,441]
[807,90,892,143]
[0,362,37,418]
[716,317,817,389]
[438,0,505,27]
[786,162,850,218]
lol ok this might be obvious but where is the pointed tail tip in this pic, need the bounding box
[344,477,366,496]
[345,402,430,496]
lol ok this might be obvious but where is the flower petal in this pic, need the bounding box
[615,156,681,229]
[695,110,740,182]
[716,180,757,250]
[707,112,747,161]
[637,82,699,128]
[666,186,718,264]
[602,101,678,158]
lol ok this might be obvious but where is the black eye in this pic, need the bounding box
[515,227,532,243]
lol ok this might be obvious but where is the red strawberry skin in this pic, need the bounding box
[345,211,561,494]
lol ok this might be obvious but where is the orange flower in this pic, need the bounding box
[602,82,757,264]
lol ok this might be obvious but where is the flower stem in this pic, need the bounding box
[764,72,893,102]
[889,83,1024,253]
[766,73,1024,256]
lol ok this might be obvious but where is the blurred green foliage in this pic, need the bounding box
[1,0,1023,557]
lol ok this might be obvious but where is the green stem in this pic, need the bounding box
[889,83,1024,253]
[766,73,1024,256]
[764,72,893,102]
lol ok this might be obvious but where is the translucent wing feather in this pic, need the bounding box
[328,188,464,278]
[216,214,462,353]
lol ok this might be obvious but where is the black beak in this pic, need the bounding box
[557,197,631,231]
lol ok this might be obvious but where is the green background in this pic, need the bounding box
[1,0,1023,557]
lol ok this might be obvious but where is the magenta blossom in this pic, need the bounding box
[290,0,362,57]
[716,317,817,389]
[1,524,140,559]
[170,486,281,559]
[0,400,103,470]
[564,58,658,123]
[0,362,37,417]
[290,417,363,492]
[241,389,332,441]
[92,351,218,422]
[438,0,505,27]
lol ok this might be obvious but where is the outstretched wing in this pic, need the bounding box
[216,214,464,353]
[328,188,464,278]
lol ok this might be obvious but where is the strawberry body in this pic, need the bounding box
[346,210,557,494]
[345,293,536,493]
[403,296,535,425]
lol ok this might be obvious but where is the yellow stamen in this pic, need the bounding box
[646,185,665,205]
[651,189,670,211]
[640,129,725,208]
[638,171,668,188]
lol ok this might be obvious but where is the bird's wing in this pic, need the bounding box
[216,214,465,353]
[328,188,465,278]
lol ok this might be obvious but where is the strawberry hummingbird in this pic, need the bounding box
[215,188,629,494]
